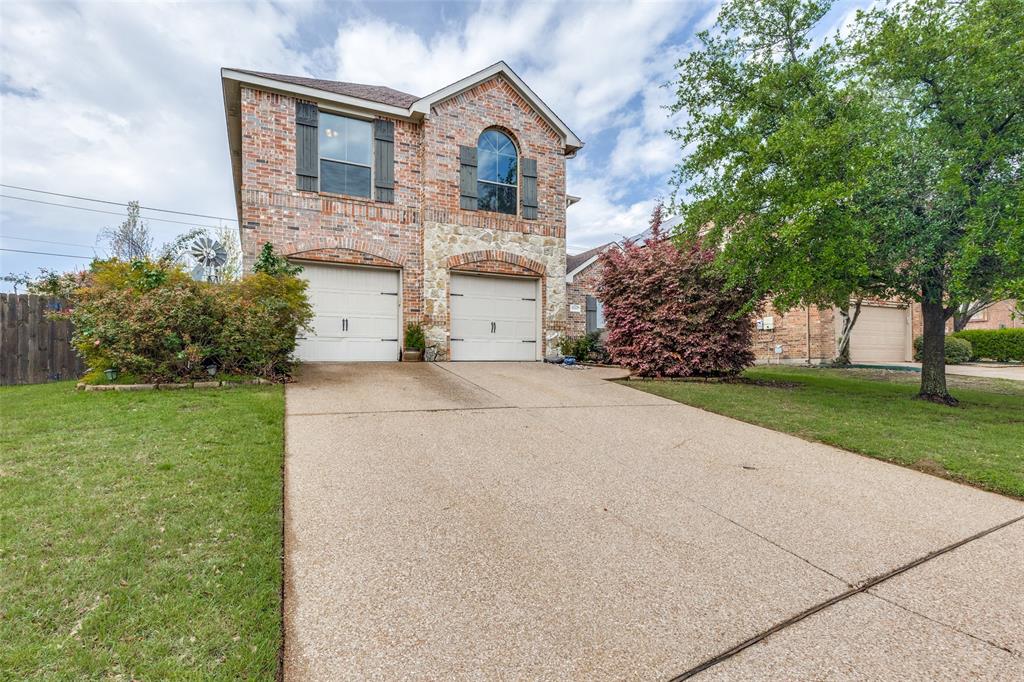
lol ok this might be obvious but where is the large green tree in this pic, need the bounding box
[847,0,1023,402]
[670,0,1023,404]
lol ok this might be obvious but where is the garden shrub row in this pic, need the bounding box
[950,328,1024,362]
[40,248,313,383]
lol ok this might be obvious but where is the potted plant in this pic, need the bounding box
[403,322,425,362]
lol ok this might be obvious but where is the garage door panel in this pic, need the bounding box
[296,263,399,362]
[450,273,538,361]
[849,305,909,362]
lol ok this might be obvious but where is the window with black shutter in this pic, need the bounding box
[318,112,372,198]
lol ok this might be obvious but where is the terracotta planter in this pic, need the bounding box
[403,349,423,362]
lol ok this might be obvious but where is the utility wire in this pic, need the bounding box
[1,247,92,260]
[0,194,231,230]
[1,234,96,250]
[0,183,237,222]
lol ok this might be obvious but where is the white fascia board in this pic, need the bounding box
[220,68,419,121]
[410,61,584,154]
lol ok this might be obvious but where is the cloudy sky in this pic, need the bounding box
[0,0,868,288]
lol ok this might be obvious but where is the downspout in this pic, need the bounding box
[806,307,811,365]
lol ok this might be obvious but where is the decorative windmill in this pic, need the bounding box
[189,236,228,282]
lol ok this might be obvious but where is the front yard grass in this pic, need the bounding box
[624,367,1024,498]
[0,382,284,679]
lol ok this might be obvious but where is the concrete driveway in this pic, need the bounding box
[284,362,1024,680]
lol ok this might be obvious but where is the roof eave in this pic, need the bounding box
[221,68,421,120]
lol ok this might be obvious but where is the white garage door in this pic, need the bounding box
[296,263,400,362]
[850,305,909,362]
[450,273,538,361]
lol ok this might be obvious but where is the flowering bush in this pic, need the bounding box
[53,256,312,382]
[597,210,754,377]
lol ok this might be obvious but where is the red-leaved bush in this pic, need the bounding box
[597,208,754,377]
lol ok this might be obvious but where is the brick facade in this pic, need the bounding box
[236,73,570,359]
[565,260,604,338]
[946,299,1022,332]
[752,300,924,364]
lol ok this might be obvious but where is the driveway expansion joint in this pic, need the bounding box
[667,514,1024,681]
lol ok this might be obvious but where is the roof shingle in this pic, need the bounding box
[566,242,615,274]
[231,69,420,109]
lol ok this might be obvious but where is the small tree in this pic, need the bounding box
[99,201,152,260]
[598,207,755,377]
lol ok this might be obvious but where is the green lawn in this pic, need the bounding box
[0,382,285,679]
[624,367,1024,498]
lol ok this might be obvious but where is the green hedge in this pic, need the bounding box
[913,335,973,365]
[950,328,1024,362]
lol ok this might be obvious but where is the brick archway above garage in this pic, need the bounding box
[447,250,546,276]
[279,236,406,267]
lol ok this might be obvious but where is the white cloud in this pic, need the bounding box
[1,0,310,257]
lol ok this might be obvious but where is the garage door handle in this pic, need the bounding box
[380,291,398,296]
[450,293,463,297]
[490,322,496,333]
[521,297,536,301]
[451,338,464,341]
[522,340,536,343]
[381,338,398,342]
[342,319,348,332]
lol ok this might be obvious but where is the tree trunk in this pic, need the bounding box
[833,299,863,366]
[918,291,957,405]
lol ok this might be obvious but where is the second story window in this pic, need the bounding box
[319,112,372,198]
[477,130,517,215]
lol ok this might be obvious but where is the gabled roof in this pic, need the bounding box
[410,62,582,153]
[229,69,419,108]
[565,242,618,282]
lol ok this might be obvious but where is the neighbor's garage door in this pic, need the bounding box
[296,263,400,362]
[849,305,909,362]
[450,273,538,361]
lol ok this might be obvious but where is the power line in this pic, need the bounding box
[1,234,96,249]
[0,183,238,222]
[1,247,92,260]
[0,194,231,230]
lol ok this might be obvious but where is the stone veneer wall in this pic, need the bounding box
[423,222,566,359]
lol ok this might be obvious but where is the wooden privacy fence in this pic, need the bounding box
[1,294,85,386]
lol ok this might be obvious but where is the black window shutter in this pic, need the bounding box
[295,101,318,192]
[585,295,598,334]
[521,157,538,220]
[459,145,477,210]
[373,119,395,203]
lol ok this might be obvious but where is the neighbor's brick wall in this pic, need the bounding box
[946,299,1022,332]
[565,260,604,337]
[753,305,837,363]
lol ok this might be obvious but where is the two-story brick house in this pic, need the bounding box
[221,62,582,362]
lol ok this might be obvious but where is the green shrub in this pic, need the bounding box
[912,335,973,365]
[404,322,425,351]
[57,257,312,382]
[950,328,1024,362]
[557,331,603,362]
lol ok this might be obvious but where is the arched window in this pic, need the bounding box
[477,129,518,215]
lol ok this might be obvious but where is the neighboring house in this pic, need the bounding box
[564,242,617,337]
[751,303,924,365]
[619,222,926,364]
[946,300,1022,332]
[221,62,582,362]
